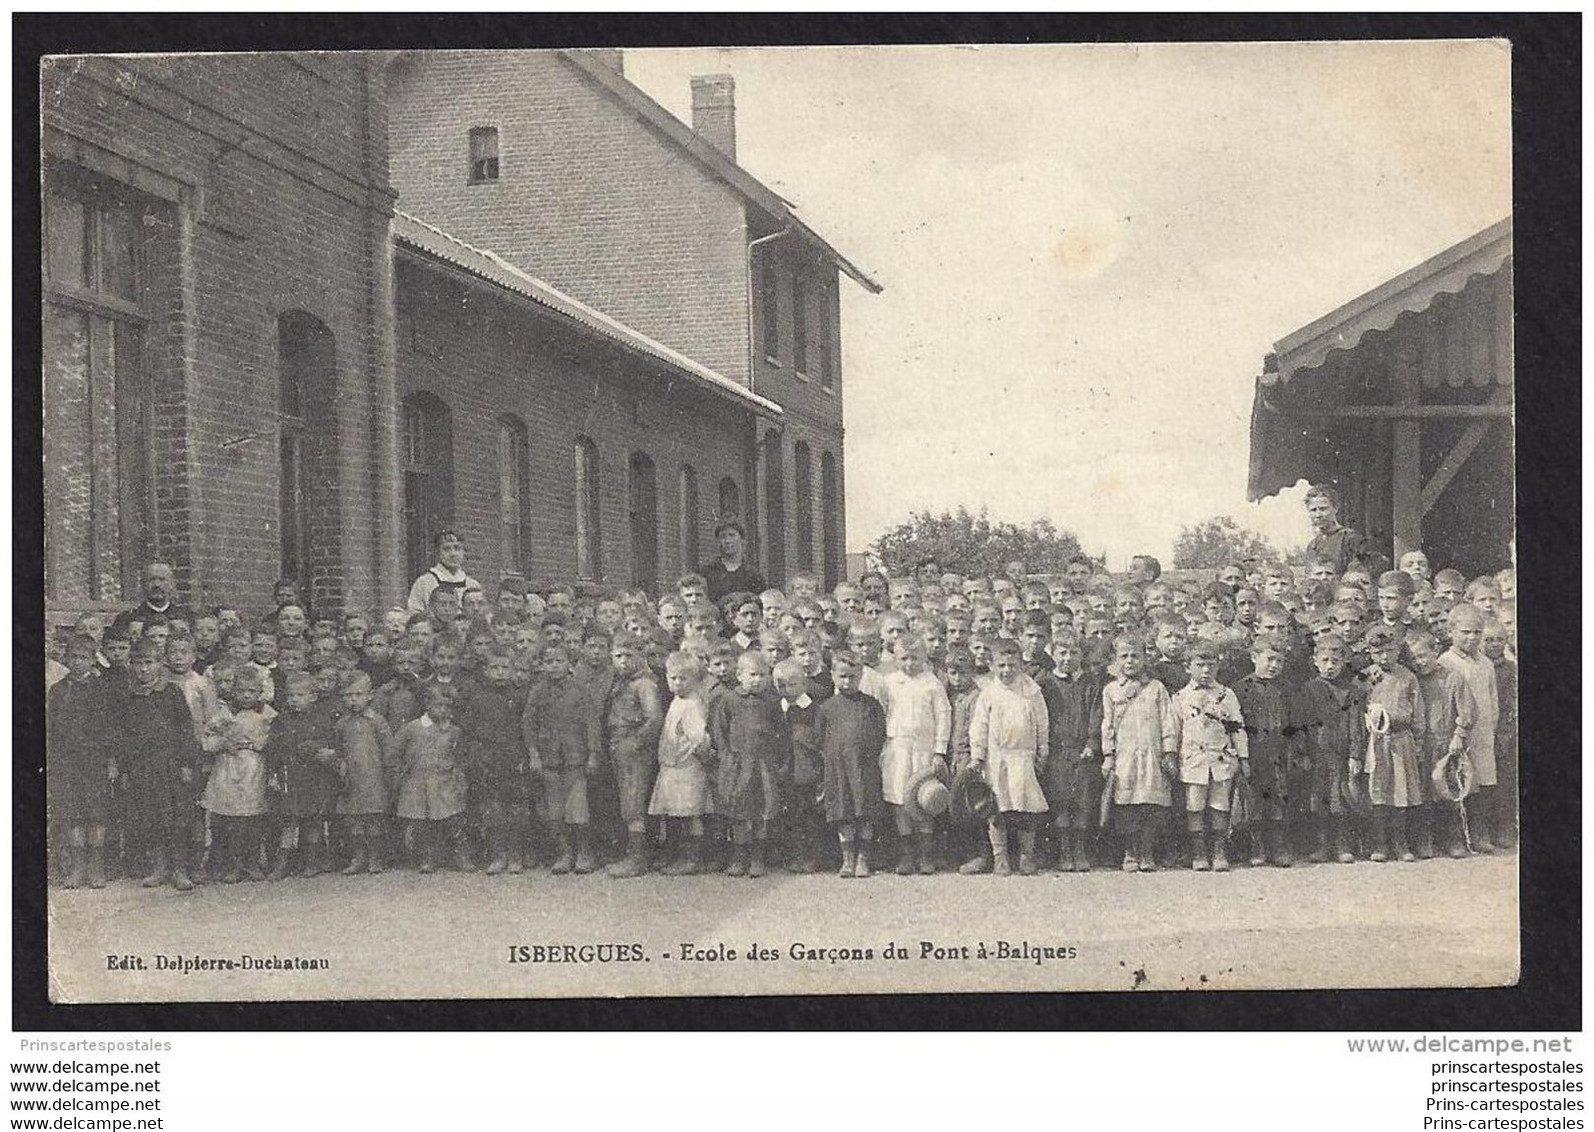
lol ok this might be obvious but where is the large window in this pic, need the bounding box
[678,464,700,571]
[497,415,531,575]
[821,451,841,589]
[819,278,835,390]
[794,441,814,571]
[43,168,157,603]
[575,436,601,581]
[402,393,453,582]
[763,431,786,584]
[278,313,336,594]
[628,452,659,594]
[468,127,500,184]
[760,257,780,361]
[792,275,809,375]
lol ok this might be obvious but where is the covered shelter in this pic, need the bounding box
[1248,218,1514,577]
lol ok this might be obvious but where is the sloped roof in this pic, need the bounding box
[393,210,783,419]
[558,50,883,295]
[1264,217,1512,387]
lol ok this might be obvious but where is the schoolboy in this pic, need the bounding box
[1100,634,1177,873]
[816,650,888,878]
[458,645,532,875]
[967,638,1049,876]
[47,635,117,888]
[879,633,952,875]
[1407,628,1476,859]
[1233,634,1299,867]
[1034,629,1103,872]
[1169,641,1248,871]
[774,659,826,872]
[1437,605,1501,851]
[1298,632,1363,863]
[522,644,603,874]
[708,651,791,878]
[1357,624,1426,862]
[605,631,665,878]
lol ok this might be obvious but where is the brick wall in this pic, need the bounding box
[41,52,397,620]
[386,50,752,386]
[751,240,848,587]
[395,254,757,595]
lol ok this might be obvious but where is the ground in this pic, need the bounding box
[46,851,1518,1002]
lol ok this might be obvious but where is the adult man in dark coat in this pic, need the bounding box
[1304,485,1370,574]
[703,520,766,604]
[110,562,195,637]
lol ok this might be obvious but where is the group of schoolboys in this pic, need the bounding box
[45,519,1518,890]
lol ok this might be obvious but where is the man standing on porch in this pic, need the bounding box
[1304,485,1370,575]
[703,519,766,605]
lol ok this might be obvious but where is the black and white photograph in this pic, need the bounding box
[35,37,1520,1004]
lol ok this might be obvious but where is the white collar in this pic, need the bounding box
[782,693,813,711]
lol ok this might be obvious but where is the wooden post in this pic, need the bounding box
[1391,341,1423,562]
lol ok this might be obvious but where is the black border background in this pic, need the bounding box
[12,12,1580,1032]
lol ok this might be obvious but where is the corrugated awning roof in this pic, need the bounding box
[393,210,783,419]
[559,50,884,295]
[1264,217,1512,386]
[1247,218,1514,503]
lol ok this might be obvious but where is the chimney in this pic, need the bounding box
[691,74,736,160]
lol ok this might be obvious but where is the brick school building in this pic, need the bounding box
[41,49,877,621]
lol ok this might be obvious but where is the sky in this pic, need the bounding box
[624,42,1511,568]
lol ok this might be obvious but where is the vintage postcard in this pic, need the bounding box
[38,40,1516,1002]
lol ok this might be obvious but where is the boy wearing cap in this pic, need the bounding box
[1437,604,1501,851]
[1406,628,1477,858]
[968,637,1051,875]
[1357,623,1426,862]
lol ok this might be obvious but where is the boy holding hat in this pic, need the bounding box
[968,637,1051,876]
[877,633,952,875]
[1357,623,1426,862]
[1437,604,1501,851]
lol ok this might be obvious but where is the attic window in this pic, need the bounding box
[468,127,500,184]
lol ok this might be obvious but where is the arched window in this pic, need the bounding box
[763,431,786,585]
[402,393,453,583]
[497,414,530,575]
[575,436,601,582]
[794,441,814,571]
[821,451,841,590]
[679,464,700,571]
[629,452,659,594]
[718,475,740,523]
[279,312,337,600]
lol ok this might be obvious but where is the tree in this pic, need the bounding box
[1171,516,1284,570]
[871,507,1085,578]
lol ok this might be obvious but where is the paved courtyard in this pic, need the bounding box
[45,851,1518,1002]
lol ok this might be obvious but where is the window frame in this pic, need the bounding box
[468,126,501,185]
[43,167,156,604]
[497,415,531,576]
